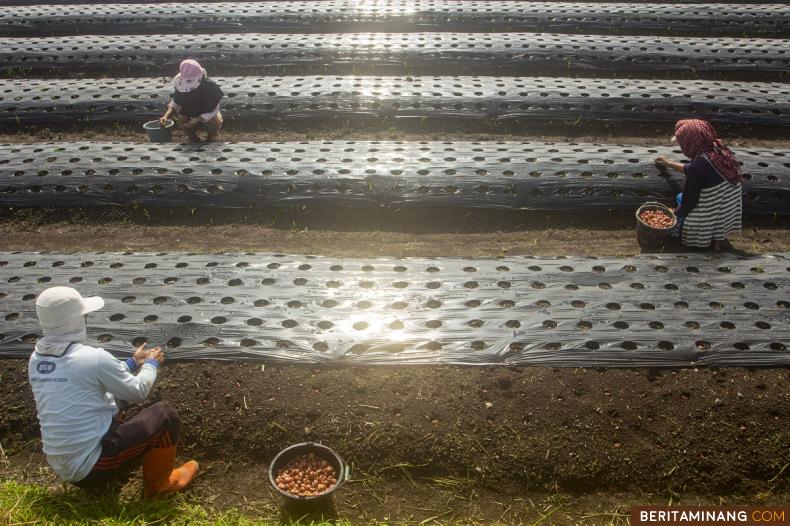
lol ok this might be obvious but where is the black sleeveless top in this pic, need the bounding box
[171,78,224,118]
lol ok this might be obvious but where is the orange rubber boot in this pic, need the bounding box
[143,446,199,497]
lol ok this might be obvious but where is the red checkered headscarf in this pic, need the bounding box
[673,119,742,185]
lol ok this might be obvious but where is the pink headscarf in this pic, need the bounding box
[174,59,206,93]
[673,119,743,185]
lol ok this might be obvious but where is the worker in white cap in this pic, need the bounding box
[28,286,198,496]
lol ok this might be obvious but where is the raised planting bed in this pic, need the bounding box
[0,2,787,37]
[2,33,788,80]
[0,0,782,4]
[2,76,788,128]
[0,252,788,366]
[0,141,787,214]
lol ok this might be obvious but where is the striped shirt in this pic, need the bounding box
[679,155,742,248]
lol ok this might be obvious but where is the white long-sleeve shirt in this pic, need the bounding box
[28,343,158,482]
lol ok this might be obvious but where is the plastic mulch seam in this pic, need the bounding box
[0,252,788,367]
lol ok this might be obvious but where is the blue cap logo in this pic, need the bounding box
[37,361,56,374]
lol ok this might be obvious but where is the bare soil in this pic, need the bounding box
[1,362,788,524]
[3,122,790,148]
[1,211,790,256]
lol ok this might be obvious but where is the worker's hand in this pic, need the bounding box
[146,347,166,366]
[655,156,670,169]
[132,343,148,367]
[159,115,169,126]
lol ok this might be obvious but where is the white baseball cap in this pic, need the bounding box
[36,287,105,330]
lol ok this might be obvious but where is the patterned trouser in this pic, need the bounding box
[178,113,223,141]
[73,402,181,488]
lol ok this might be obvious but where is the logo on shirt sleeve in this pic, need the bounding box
[36,361,56,374]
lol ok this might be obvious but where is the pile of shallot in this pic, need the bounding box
[275,453,337,497]
[639,209,674,229]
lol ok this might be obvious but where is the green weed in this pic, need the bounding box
[0,480,349,526]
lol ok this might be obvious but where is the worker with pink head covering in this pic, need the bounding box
[655,119,743,250]
[160,59,224,142]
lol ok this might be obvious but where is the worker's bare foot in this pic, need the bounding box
[206,133,220,142]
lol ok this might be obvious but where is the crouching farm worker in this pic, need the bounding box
[655,119,743,251]
[160,59,224,142]
[28,286,199,496]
